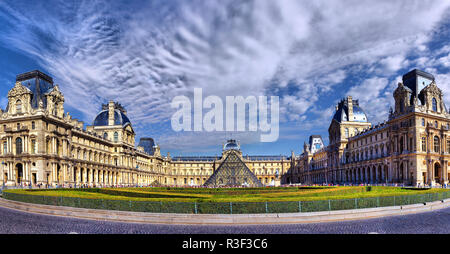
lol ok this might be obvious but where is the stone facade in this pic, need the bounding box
[2,69,447,188]
[0,70,287,187]
[293,69,450,187]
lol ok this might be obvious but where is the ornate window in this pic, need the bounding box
[31,121,35,130]
[421,118,425,126]
[53,103,58,116]
[16,137,23,155]
[345,128,349,138]
[432,98,438,112]
[103,132,108,140]
[434,136,440,153]
[114,132,118,143]
[422,137,427,152]
[16,100,22,113]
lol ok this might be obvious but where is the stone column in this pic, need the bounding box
[430,160,434,185]
[8,137,12,154]
[26,162,31,183]
[444,160,448,184]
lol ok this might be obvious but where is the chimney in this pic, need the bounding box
[108,101,115,126]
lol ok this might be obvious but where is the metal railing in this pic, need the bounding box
[2,190,449,214]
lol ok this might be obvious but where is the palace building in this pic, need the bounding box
[1,69,448,188]
[291,69,450,187]
[0,70,288,187]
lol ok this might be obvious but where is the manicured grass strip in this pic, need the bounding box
[3,189,450,214]
[4,186,449,202]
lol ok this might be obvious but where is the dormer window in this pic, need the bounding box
[16,100,22,113]
[432,98,438,112]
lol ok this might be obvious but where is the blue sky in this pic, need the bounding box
[0,0,449,157]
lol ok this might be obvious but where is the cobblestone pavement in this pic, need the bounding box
[0,206,449,234]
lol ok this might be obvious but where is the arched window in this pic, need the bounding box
[114,132,118,143]
[16,100,22,113]
[53,102,58,116]
[103,132,108,140]
[432,98,438,112]
[16,137,22,154]
[434,136,440,153]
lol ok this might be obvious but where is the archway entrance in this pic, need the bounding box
[434,162,442,184]
[15,163,23,185]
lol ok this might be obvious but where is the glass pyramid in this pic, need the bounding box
[204,150,263,187]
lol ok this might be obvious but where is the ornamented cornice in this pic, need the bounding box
[421,81,442,96]
[47,85,64,101]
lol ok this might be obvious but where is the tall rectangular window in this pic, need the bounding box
[434,136,440,153]
[422,137,427,152]
[3,142,7,154]
[31,140,36,154]
[447,139,450,154]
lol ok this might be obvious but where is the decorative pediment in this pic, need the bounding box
[8,82,31,98]
[47,85,65,102]
[421,81,442,97]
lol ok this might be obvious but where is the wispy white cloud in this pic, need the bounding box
[0,0,449,152]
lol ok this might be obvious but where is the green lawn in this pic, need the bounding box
[4,186,449,203]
